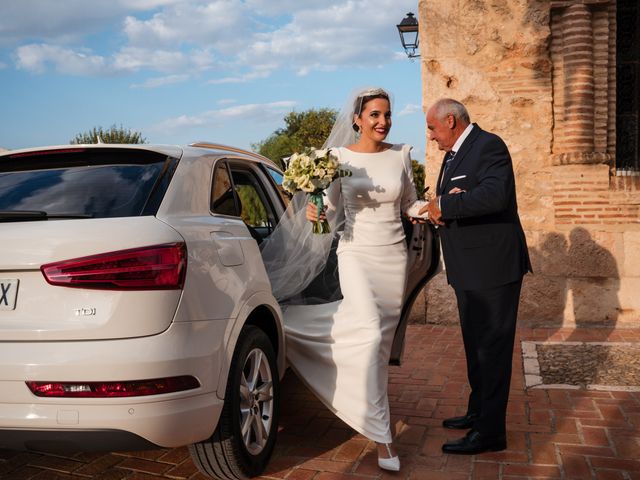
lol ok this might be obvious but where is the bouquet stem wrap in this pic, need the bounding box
[309,192,330,234]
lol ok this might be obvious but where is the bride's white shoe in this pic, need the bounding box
[377,443,400,472]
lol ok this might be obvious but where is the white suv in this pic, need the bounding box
[0,142,439,479]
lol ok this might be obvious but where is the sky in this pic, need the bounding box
[0,0,426,159]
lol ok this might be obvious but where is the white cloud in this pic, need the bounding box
[237,0,417,76]
[216,101,296,118]
[112,46,214,73]
[153,100,297,132]
[123,0,251,52]
[208,76,242,84]
[131,74,189,88]
[244,0,336,16]
[217,98,236,105]
[123,0,188,8]
[398,103,422,116]
[207,69,271,84]
[15,44,108,75]
[393,51,412,61]
[6,0,418,78]
[0,0,186,45]
[15,43,215,76]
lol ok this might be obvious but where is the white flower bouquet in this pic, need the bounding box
[282,148,351,234]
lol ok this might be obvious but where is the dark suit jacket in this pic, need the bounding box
[436,124,532,291]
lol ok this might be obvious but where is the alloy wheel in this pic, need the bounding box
[239,348,274,455]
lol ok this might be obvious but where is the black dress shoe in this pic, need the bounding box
[442,430,507,455]
[442,413,478,429]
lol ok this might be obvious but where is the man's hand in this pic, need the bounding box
[409,215,427,225]
[421,197,444,226]
[421,188,464,226]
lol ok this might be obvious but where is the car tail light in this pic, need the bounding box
[41,243,187,290]
[26,376,200,398]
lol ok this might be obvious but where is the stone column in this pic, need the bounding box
[561,3,594,153]
[551,0,614,165]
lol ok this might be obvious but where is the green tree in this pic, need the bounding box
[253,108,337,168]
[411,159,426,197]
[236,185,268,227]
[70,125,147,144]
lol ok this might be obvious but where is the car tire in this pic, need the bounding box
[189,325,280,480]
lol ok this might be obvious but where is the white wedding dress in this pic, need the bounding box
[283,144,425,443]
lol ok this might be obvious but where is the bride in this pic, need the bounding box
[261,87,427,472]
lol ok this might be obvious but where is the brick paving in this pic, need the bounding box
[2,324,640,480]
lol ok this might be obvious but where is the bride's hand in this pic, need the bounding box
[306,202,326,222]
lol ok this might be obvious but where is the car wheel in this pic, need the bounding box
[189,325,279,479]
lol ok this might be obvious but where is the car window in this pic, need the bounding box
[0,148,178,220]
[210,161,239,216]
[266,167,283,185]
[230,169,277,231]
[265,166,290,206]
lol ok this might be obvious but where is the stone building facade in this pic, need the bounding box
[417,0,640,328]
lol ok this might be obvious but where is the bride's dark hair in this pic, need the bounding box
[352,88,391,132]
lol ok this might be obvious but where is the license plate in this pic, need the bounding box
[0,279,19,311]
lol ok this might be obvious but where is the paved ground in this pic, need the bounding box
[2,324,640,480]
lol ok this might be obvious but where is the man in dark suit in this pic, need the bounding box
[418,98,532,455]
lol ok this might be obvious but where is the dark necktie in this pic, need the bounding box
[443,150,456,177]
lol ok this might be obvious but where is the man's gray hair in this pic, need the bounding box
[433,98,470,124]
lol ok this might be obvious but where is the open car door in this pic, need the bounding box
[389,220,441,365]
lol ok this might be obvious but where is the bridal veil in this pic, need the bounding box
[259,87,392,304]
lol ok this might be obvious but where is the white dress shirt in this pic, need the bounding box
[439,123,474,207]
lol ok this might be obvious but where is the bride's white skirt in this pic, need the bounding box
[283,240,408,443]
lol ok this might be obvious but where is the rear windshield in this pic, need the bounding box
[0,148,179,220]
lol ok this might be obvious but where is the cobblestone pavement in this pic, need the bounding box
[2,324,640,480]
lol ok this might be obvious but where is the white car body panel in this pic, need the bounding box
[214,290,285,398]
[0,321,227,447]
[0,216,184,341]
[0,143,287,451]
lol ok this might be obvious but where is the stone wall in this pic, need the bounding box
[416,0,640,328]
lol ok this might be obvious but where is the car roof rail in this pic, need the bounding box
[189,142,271,163]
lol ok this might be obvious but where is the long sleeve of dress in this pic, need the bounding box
[400,145,428,219]
[323,151,345,228]
[324,178,341,213]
